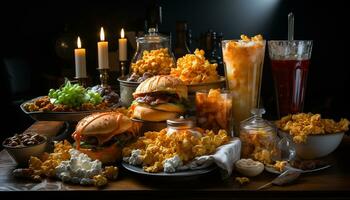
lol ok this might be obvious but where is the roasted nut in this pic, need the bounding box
[4,132,45,147]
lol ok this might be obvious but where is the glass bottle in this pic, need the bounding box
[187,28,193,52]
[239,108,279,164]
[174,21,191,59]
[205,29,213,58]
[209,32,224,76]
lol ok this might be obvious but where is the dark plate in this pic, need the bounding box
[122,162,217,177]
[20,96,119,122]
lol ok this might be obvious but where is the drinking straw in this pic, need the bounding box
[288,12,294,41]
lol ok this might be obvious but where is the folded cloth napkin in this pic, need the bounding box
[177,138,241,177]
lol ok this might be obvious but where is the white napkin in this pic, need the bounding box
[177,138,241,177]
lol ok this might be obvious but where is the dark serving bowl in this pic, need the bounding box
[2,135,47,166]
[20,96,120,122]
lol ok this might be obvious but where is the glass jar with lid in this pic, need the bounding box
[166,118,202,137]
[239,108,279,164]
[130,28,176,78]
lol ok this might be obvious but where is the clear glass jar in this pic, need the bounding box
[166,118,201,137]
[239,108,278,164]
[130,28,176,77]
[195,89,233,136]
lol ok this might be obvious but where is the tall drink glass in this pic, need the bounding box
[222,35,266,134]
[268,40,313,118]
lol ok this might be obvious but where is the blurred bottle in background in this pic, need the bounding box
[174,21,191,59]
[209,32,224,76]
[187,28,194,52]
[147,0,162,32]
[205,29,213,58]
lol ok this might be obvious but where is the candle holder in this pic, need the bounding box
[98,68,109,88]
[75,77,88,87]
[120,61,127,78]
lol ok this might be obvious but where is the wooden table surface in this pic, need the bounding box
[1,121,350,199]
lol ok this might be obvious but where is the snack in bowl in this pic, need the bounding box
[122,128,229,173]
[170,49,219,84]
[72,112,141,164]
[130,75,188,122]
[2,132,47,166]
[276,113,350,159]
[276,113,349,143]
[235,158,264,177]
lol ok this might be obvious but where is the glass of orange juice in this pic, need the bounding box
[222,35,266,134]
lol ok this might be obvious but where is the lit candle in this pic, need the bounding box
[74,36,87,78]
[98,27,109,69]
[119,28,127,61]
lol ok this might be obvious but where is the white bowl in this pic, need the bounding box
[279,130,344,160]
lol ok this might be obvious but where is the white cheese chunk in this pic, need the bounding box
[124,149,143,166]
[163,155,183,173]
[55,149,102,185]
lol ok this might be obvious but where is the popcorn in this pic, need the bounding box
[276,113,350,143]
[171,49,219,84]
[131,48,175,76]
[123,149,144,165]
[235,177,250,185]
[93,175,108,187]
[163,155,183,173]
[240,129,276,164]
[14,140,119,187]
[55,149,103,183]
[18,140,72,180]
[123,128,229,173]
[102,166,119,180]
[274,161,288,172]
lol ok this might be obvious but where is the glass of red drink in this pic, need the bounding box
[268,40,313,118]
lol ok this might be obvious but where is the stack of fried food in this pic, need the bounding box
[171,49,219,84]
[122,128,229,172]
[276,113,349,143]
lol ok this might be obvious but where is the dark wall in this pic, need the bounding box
[160,0,350,120]
[1,0,349,138]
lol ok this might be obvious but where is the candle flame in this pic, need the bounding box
[100,27,105,41]
[121,28,125,38]
[77,36,82,48]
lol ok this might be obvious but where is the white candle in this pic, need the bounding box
[98,27,109,69]
[74,36,87,78]
[119,28,127,61]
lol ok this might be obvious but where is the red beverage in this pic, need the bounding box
[271,59,310,117]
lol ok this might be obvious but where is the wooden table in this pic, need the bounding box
[1,121,350,199]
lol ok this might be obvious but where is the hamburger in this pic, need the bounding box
[130,75,188,122]
[72,112,140,164]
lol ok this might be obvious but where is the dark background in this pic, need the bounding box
[1,0,349,142]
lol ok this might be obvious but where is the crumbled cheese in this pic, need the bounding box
[163,155,183,173]
[56,149,102,185]
[123,149,143,165]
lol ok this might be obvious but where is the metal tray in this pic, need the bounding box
[122,162,217,177]
[20,96,119,122]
